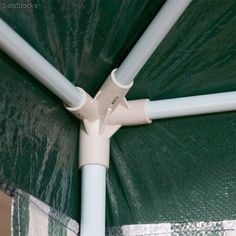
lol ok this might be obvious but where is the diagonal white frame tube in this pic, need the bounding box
[0,18,85,107]
[115,0,192,86]
[147,91,236,120]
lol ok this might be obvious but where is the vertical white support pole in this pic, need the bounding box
[80,165,106,236]
[79,123,109,236]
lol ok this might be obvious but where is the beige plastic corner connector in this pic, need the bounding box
[64,69,151,169]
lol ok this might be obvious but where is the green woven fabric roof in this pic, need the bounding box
[1,0,236,227]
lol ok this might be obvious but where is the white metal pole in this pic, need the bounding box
[80,165,106,236]
[115,0,192,86]
[147,91,236,120]
[79,122,109,236]
[0,18,85,107]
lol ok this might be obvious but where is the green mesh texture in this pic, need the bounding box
[1,0,236,229]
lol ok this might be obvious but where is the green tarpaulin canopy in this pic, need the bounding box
[1,0,236,235]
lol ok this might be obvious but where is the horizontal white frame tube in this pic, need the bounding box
[147,91,236,120]
[0,18,84,107]
[115,0,192,85]
[80,165,106,236]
